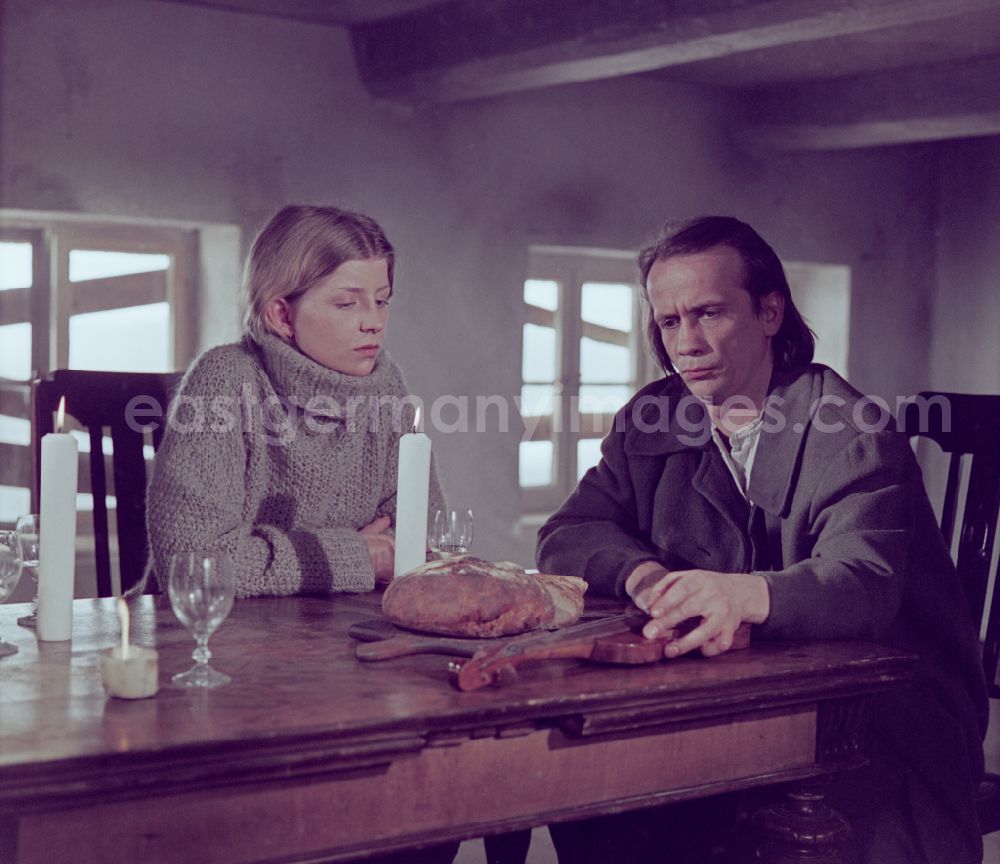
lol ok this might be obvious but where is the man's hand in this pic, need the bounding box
[625,562,769,658]
[360,516,394,585]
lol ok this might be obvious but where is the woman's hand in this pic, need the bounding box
[360,516,395,585]
[625,562,769,658]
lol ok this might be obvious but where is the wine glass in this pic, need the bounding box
[14,514,39,629]
[167,552,235,688]
[0,530,23,657]
[429,509,474,558]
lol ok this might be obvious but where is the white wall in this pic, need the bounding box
[1,0,947,565]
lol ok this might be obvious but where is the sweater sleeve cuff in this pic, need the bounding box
[308,528,376,594]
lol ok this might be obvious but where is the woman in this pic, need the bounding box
[147,204,445,598]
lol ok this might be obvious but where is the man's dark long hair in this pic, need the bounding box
[638,216,815,374]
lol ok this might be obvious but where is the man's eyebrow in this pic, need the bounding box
[657,300,726,319]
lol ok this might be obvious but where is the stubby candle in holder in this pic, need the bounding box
[100,598,159,699]
[393,406,431,578]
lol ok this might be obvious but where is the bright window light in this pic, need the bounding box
[0,242,32,291]
[581,282,633,332]
[524,279,558,310]
[69,250,170,282]
[0,323,32,380]
[69,303,170,372]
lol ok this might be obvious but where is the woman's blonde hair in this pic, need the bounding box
[243,205,395,341]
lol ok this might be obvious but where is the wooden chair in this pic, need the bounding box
[31,370,182,597]
[898,391,1000,834]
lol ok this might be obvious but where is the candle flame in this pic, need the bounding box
[413,405,421,434]
[116,597,131,658]
[56,397,66,433]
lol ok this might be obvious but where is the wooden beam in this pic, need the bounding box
[353,0,1000,104]
[0,443,32,488]
[0,382,30,418]
[524,304,555,329]
[524,306,631,347]
[150,0,439,27]
[746,113,1000,150]
[0,287,30,326]
[521,412,616,442]
[743,54,1000,150]
[581,321,630,348]
[71,270,168,316]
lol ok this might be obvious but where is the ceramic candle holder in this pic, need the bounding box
[100,645,159,699]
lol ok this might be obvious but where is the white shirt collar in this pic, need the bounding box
[711,414,764,499]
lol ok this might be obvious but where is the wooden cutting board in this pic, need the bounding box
[349,610,620,661]
[349,618,501,661]
[349,610,748,668]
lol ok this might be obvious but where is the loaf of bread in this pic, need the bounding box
[534,572,588,627]
[382,556,587,637]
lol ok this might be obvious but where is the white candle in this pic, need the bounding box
[393,407,431,578]
[100,645,159,699]
[101,598,158,699]
[37,398,78,642]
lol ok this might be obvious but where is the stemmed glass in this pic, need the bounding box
[0,530,23,657]
[429,509,474,558]
[14,515,39,628]
[167,552,236,688]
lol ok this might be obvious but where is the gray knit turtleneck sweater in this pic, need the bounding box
[146,333,445,598]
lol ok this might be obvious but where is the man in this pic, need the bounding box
[536,216,986,863]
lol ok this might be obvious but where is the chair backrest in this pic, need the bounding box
[31,369,182,597]
[899,391,1000,697]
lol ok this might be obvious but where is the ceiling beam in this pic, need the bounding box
[152,0,448,27]
[747,114,1000,150]
[743,54,1000,149]
[151,0,351,26]
[352,0,1000,104]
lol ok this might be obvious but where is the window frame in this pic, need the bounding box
[0,225,47,380]
[1,219,198,378]
[0,215,200,532]
[520,245,658,514]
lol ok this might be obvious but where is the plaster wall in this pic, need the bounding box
[910,137,1000,517]
[932,137,1000,396]
[2,0,942,566]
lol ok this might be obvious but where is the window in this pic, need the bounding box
[785,261,851,378]
[519,247,656,513]
[0,218,198,525]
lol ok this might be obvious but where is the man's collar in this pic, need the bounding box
[623,375,711,456]
[623,366,820,517]
[746,366,820,516]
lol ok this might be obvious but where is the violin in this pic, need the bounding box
[451,610,751,692]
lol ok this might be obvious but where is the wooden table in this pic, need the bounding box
[0,594,914,864]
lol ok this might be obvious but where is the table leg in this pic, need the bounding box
[483,829,531,864]
[751,778,851,864]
